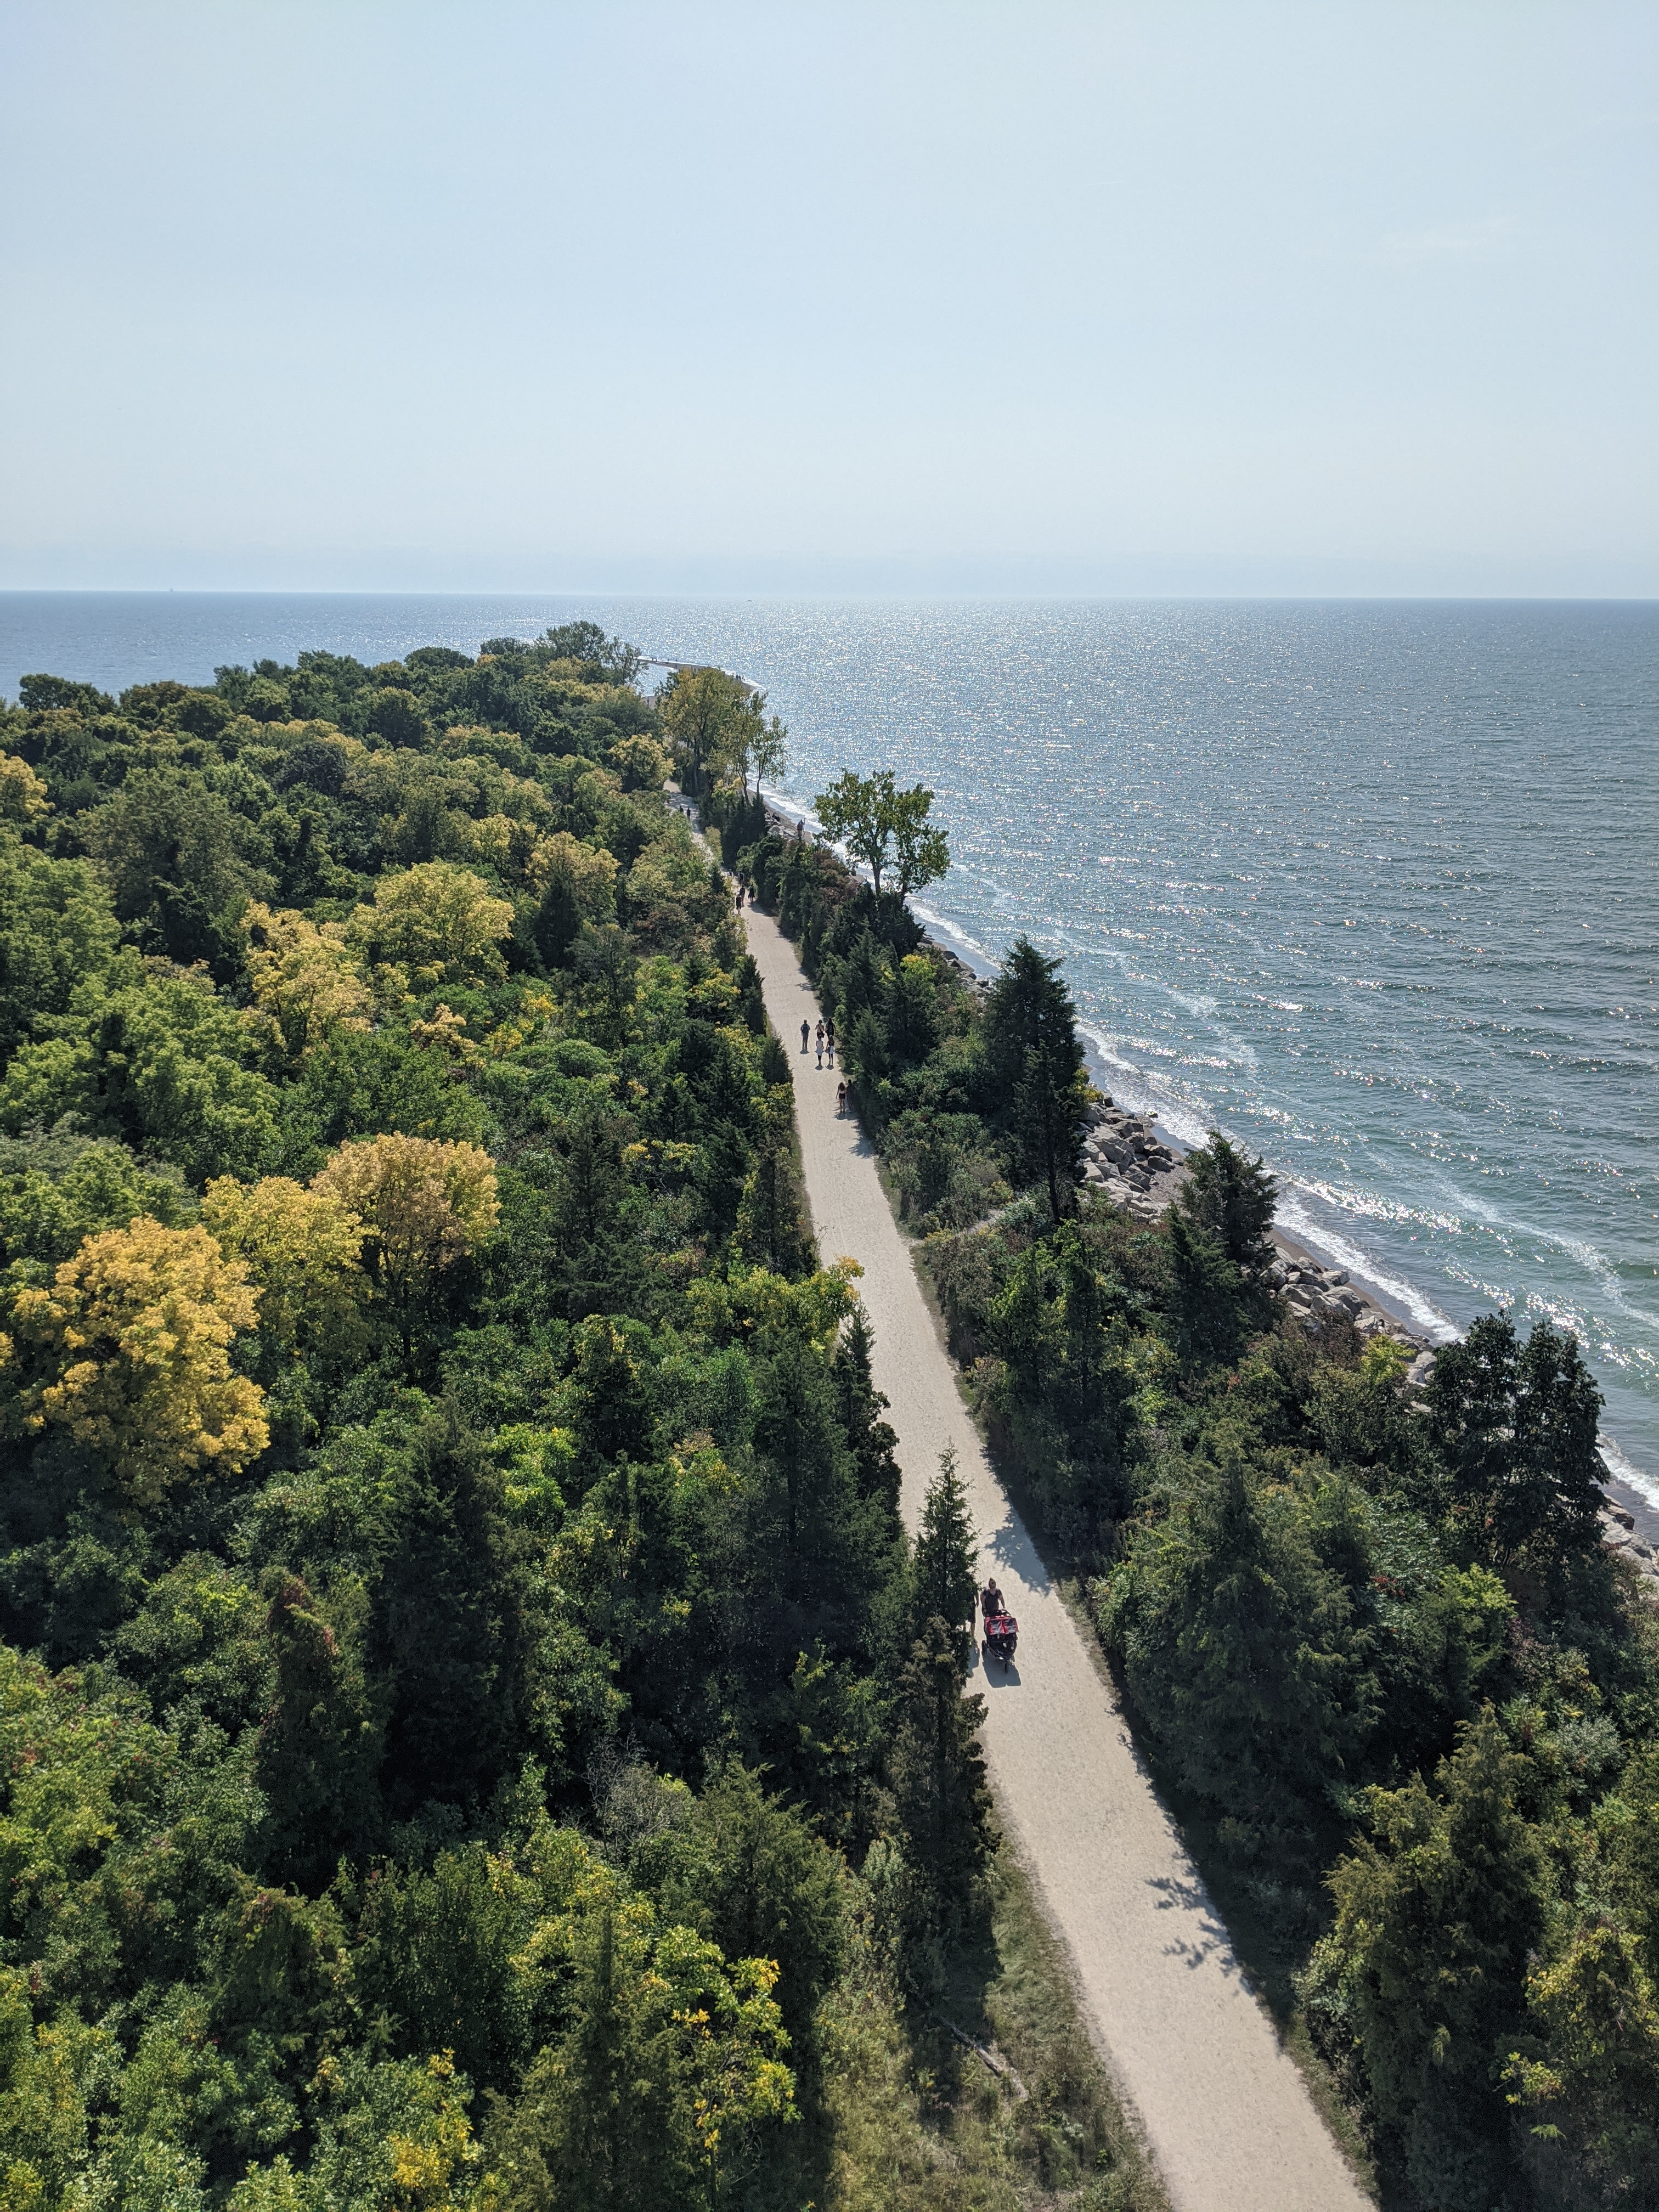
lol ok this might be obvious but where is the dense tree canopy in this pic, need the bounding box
[0,631,1026,2212]
[720,781,1658,2212]
[0,628,1646,2210]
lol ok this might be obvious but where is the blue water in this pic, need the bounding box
[3,592,1655,1499]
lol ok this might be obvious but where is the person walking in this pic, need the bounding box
[815,1022,825,1069]
[826,1017,836,1062]
[836,1080,847,1115]
[800,1019,809,1053]
[733,881,745,912]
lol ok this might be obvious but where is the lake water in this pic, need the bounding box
[3,591,1655,1503]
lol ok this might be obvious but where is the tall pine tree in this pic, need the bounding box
[982,936,1090,1224]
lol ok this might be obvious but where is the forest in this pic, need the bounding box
[723,796,1659,2212]
[0,633,1150,2212]
[0,628,1652,2212]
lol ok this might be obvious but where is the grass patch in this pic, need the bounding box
[814,1844,1168,2212]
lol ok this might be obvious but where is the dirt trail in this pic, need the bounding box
[742,902,1370,2212]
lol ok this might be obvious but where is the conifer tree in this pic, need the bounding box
[889,1623,996,1953]
[830,1303,901,1521]
[1166,1207,1245,1370]
[982,936,1090,1223]
[1326,1709,1548,2206]
[1424,1312,1605,1572]
[1176,1130,1277,1272]
[911,1446,979,1665]
[255,1572,383,1887]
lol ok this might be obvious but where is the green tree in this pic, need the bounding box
[737,1087,811,1276]
[812,770,948,902]
[0,840,120,1065]
[656,1760,845,2052]
[1166,1208,1247,1371]
[84,766,271,963]
[369,1410,529,1816]
[658,667,755,801]
[888,781,950,896]
[814,769,898,895]
[1423,1312,1605,1572]
[1176,1130,1277,1272]
[911,1446,979,1666]
[1101,1452,1372,1834]
[1323,1710,1549,2207]
[981,936,1090,1224]
[831,1304,900,1520]
[889,1622,996,1959]
[355,1842,532,2094]
[253,1572,383,1887]
[1504,1921,1659,2199]
[489,1900,793,2211]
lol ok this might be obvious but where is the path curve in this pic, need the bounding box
[742,902,1370,2212]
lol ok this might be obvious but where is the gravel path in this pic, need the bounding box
[742,902,1372,2212]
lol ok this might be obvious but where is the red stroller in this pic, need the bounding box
[983,1610,1018,1669]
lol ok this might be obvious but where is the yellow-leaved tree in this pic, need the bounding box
[0,752,50,824]
[2,1220,268,1503]
[346,860,514,990]
[200,1176,367,1358]
[605,732,671,792]
[241,901,374,1064]
[311,1134,498,1360]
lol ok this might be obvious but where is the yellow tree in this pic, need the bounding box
[605,732,671,792]
[529,830,619,915]
[311,1135,498,1361]
[200,1176,367,1358]
[2,1220,268,1504]
[347,861,514,990]
[0,753,50,824]
[241,902,374,1064]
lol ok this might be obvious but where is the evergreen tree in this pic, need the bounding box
[1424,1312,1605,1572]
[1101,1451,1370,1833]
[657,1759,845,2051]
[371,1408,528,1816]
[1325,1710,1548,2207]
[1176,1130,1277,1272]
[254,1572,383,1887]
[889,1622,996,1953]
[911,1446,979,1666]
[981,936,1090,1223]
[1166,1207,1247,1370]
[830,1303,901,1522]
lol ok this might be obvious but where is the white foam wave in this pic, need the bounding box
[1599,1435,1659,1517]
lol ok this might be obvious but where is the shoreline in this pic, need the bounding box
[751,792,1659,1552]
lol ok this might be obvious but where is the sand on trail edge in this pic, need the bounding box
[739,898,1373,2212]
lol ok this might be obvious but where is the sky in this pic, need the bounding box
[1,1,1655,597]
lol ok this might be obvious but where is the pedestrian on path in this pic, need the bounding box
[800,1019,809,1053]
[734,881,744,912]
[837,1080,847,1115]
[815,1019,826,1067]
[826,1017,836,1060]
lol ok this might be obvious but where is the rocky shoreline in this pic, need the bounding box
[749,798,1655,1591]
[1077,1093,1655,1590]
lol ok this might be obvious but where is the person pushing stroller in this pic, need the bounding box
[980,1577,1018,1668]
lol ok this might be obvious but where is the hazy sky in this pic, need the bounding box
[2,1,1655,595]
